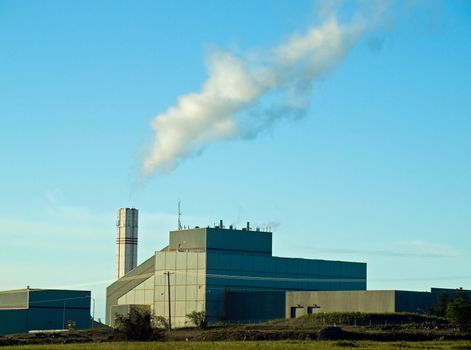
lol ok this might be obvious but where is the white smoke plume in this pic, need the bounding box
[139,4,382,180]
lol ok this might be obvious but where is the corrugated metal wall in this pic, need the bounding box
[0,289,91,335]
[225,291,285,323]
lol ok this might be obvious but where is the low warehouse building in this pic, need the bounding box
[0,288,91,335]
[225,288,471,321]
[285,289,437,317]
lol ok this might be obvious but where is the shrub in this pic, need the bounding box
[430,292,450,317]
[186,310,207,329]
[114,308,154,340]
[153,315,170,330]
[446,292,471,328]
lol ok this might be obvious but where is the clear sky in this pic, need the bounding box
[1,0,470,321]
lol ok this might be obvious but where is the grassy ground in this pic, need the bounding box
[3,341,471,350]
[2,314,470,348]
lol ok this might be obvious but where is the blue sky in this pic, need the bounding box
[1,0,470,320]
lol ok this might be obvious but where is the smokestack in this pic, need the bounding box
[246,222,250,230]
[116,208,138,279]
[220,219,224,229]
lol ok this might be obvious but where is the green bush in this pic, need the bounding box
[153,315,170,330]
[114,308,155,340]
[446,293,471,328]
[430,292,450,317]
[186,311,208,329]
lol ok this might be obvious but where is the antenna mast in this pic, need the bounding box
[178,201,182,230]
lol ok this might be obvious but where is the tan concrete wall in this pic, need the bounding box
[154,251,206,328]
[0,289,28,309]
[285,290,396,317]
[117,275,154,306]
[106,255,155,326]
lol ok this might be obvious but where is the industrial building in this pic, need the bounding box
[107,208,469,327]
[106,209,367,327]
[0,288,91,335]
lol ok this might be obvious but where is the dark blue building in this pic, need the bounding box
[0,288,91,335]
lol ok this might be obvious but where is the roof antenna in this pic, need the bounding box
[178,201,183,230]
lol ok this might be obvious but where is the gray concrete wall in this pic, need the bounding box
[169,228,206,251]
[285,290,396,317]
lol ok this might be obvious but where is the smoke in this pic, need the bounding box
[139,4,383,180]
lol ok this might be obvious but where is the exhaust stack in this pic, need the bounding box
[116,208,138,279]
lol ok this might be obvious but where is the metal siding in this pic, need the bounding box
[29,290,90,309]
[205,228,272,256]
[0,310,28,335]
[394,291,435,313]
[205,251,366,323]
[28,290,91,331]
[225,291,285,323]
[0,290,90,334]
[28,308,88,331]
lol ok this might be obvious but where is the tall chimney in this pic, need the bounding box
[116,208,138,279]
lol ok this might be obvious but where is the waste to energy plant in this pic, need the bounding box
[106,208,471,327]
[107,208,365,327]
[1,207,468,336]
